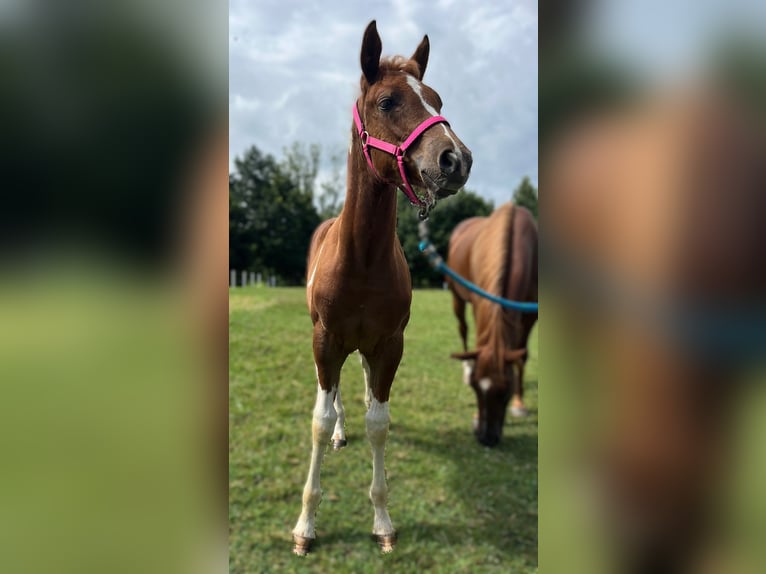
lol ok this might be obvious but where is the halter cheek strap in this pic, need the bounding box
[353,103,449,207]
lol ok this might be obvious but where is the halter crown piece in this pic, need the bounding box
[353,103,449,211]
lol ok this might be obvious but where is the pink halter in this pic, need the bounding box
[353,103,449,207]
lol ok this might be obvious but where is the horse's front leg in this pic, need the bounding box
[362,333,403,553]
[292,326,345,555]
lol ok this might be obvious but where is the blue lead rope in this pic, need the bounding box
[417,220,539,313]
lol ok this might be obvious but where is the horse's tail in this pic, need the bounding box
[502,202,517,303]
[490,202,518,372]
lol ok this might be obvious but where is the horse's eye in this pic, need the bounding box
[378,97,393,112]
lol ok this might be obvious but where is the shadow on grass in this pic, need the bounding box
[387,421,538,563]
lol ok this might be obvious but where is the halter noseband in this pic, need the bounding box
[353,103,449,208]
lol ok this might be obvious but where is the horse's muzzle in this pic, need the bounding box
[474,416,501,447]
[440,146,472,189]
[476,430,500,447]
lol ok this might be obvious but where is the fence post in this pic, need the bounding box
[249,271,255,286]
[230,270,236,288]
[256,273,262,286]
[241,270,247,288]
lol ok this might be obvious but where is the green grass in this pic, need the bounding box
[230,286,538,573]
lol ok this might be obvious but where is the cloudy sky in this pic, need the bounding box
[229,0,537,207]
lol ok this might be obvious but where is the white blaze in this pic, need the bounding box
[405,74,439,117]
[404,74,464,166]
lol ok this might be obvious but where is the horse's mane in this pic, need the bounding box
[475,203,519,372]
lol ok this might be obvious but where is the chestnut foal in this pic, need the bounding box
[292,21,472,555]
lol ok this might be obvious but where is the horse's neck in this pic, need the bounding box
[476,302,519,350]
[335,150,400,267]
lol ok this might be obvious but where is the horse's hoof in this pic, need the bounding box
[510,405,529,418]
[331,438,347,450]
[373,532,397,553]
[292,535,313,556]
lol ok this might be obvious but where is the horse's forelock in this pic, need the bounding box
[380,56,421,78]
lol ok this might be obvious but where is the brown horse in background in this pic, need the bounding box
[292,21,472,555]
[447,202,538,446]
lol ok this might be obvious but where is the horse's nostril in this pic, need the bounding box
[439,149,459,175]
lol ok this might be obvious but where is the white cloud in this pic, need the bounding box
[231,94,262,113]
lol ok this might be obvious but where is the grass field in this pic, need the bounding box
[229,286,538,573]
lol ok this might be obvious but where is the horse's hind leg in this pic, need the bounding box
[292,327,345,555]
[452,292,469,352]
[360,352,372,409]
[511,314,536,418]
[362,336,402,553]
[510,360,529,417]
[452,294,474,385]
[453,292,478,431]
[331,386,347,450]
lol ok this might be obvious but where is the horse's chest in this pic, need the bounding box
[312,283,411,340]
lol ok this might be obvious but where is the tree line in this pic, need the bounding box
[230,143,538,286]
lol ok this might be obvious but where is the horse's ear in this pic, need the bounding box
[361,20,382,85]
[451,350,479,361]
[410,34,429,79]
[504,349,527,362]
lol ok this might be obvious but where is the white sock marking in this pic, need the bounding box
[293,378,337,539]
[478,377,492,394]
[366,398,394,536]
[462,359,475,386]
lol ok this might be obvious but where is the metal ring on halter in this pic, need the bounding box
[360,131,369,146]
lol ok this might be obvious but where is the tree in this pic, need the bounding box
[281,142,320,198]
[512,176,538,219]
[229,147,279,274]
[711,36,766,123]
[229,145,321,284]
[396,189,494,287]
[316,150,345,221]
